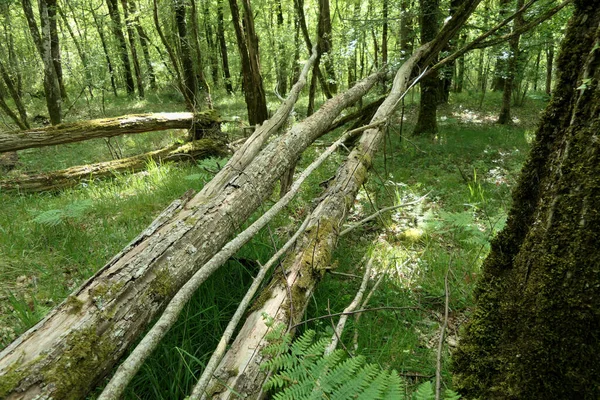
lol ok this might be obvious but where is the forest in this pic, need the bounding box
[0,0,598,398]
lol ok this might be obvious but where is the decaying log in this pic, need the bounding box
[201,0,483,390]
[0,140,225,193]
[0,110,220,153]
[0,72,381,400]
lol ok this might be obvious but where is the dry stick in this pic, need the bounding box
[352,268,387,352]
[325,256,374,355]
[98,117,383,400]
[435,268,451,400]
[340,194,429,236]
[291,306,425,329]
[189,216,311,399]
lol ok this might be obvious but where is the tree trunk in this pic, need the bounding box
[439,0,463,104]
[0,140,225,193]
[454,3,600,398]
[546,39,554,95]
[229,0,269,125]
[90,6,119,97]
[413,0,440,135]
[58,6,94,97]
[129,0,157,89]
[0,59,29,128]
[175,0,199,109]
[275,0,288,96]
[0,83,27,130]
[0,72,380,400]
[491,0,511,91]
[120,0,144,97]
[400,0,414,57]
[46,0,66,101]
[0,111,220,153]
[498,0,524,125]
[188,0,213,109]
[106,0,136,95]
[217,0,233,94]
[456,33,466,93]
[318,0,337,94]
[381,0,388,90]
[202,3,220,86]
[38,0,62,125]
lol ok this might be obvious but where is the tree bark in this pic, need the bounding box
[0,59,29,128]
[317,0,337,94]
[46,0,66,101]
[129,0,157,89]
[0,72,381,400]
[0,140,225,193]
[400,0,414,57]
[491,0,512,91]
[216,0,234,94]
[0,83,27,130]
[229,0,269,125]
[546,39,554,95]
[0,111,220,153]
[38,0,62,125]
[106,0,136,95]
[497,0,524,125]
[275,0,288,96]
[202,2,220,86]
[189,0,212,108]
[413,0,440,135]
[175,0,198,109]
[454,2,600,398]
[58,6,94,97]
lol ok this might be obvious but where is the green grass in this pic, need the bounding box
[0,88,546,398]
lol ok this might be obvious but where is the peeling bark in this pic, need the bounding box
[0,72,381,400]
[0,140,224,193]
[0,111,220,153]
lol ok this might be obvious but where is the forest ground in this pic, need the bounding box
[0,89,544,398]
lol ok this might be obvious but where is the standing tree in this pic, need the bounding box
[21,0,62,124]
[453,1,600,398]
[106,0,136,96]
[413,0,440,135]
[229,0,268,125]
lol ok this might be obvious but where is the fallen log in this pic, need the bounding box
[0,110,220,153]
[200,1,483,394]
[0,140,225,193]
[0,72,381,400]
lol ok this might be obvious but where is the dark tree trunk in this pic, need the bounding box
[175,0,198,109]
[275,0,288,96]
[0,59,29,128]
[498,0,524,125]
[90,6,119,96]
[202,2,220,86]
[439,0,463,104]
[413,0,440,135]
[189,0,212,108]
[454,3,600,398]
[217,0,233,94]
[229,0,269,125]
[120,0,144,97]
[22,0,62,124]
[400,0,414,57]
[0,82,27,130]
[129,0,157,89]
[381,0,388,90]
[455,33,466,93]
[533,46,542,91]
[46,0,67,101]
[546,40,554,95]
[317,0,336,94]
[491,0,511,91]
[106,0,135,95]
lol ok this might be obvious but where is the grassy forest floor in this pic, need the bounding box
[0,89,545,398]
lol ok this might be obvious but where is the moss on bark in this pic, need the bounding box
[453,3,600,398]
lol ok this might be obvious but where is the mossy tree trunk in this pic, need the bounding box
[106,0,136,96]
[413,0,440,135]
[453,2,600,398]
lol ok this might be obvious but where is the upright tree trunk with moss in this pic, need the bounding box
[174,0,199,109]
[229,0,268,125]
[546,39,554,95]
[400,0,414,57]
[497,0,523,124]
[413,0,440,135]
[318,0,336,94]
[46,0,66,101]
[453,2,600,398]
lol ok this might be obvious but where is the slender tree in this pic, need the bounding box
[120,0,145,97]
[216,0,233,94]
[90,3,119,96]
[106,0,136,95]
[229,0,268,125]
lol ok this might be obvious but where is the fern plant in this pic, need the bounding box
[260,326,461,400]
[31,199,93,226]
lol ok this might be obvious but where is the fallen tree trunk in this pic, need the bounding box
[201,1,483,395]
[0,110,220,153]
[0,72,381,400]
[0,140,225,193]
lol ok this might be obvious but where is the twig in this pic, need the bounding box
[326,256,374,355]
[188,216,311,399]
[329,271,361,279]
[292,306,425,330]
[435,267,451,400]
[98,110,365,400]
[340,193,429,236]
[353,269,386,351]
